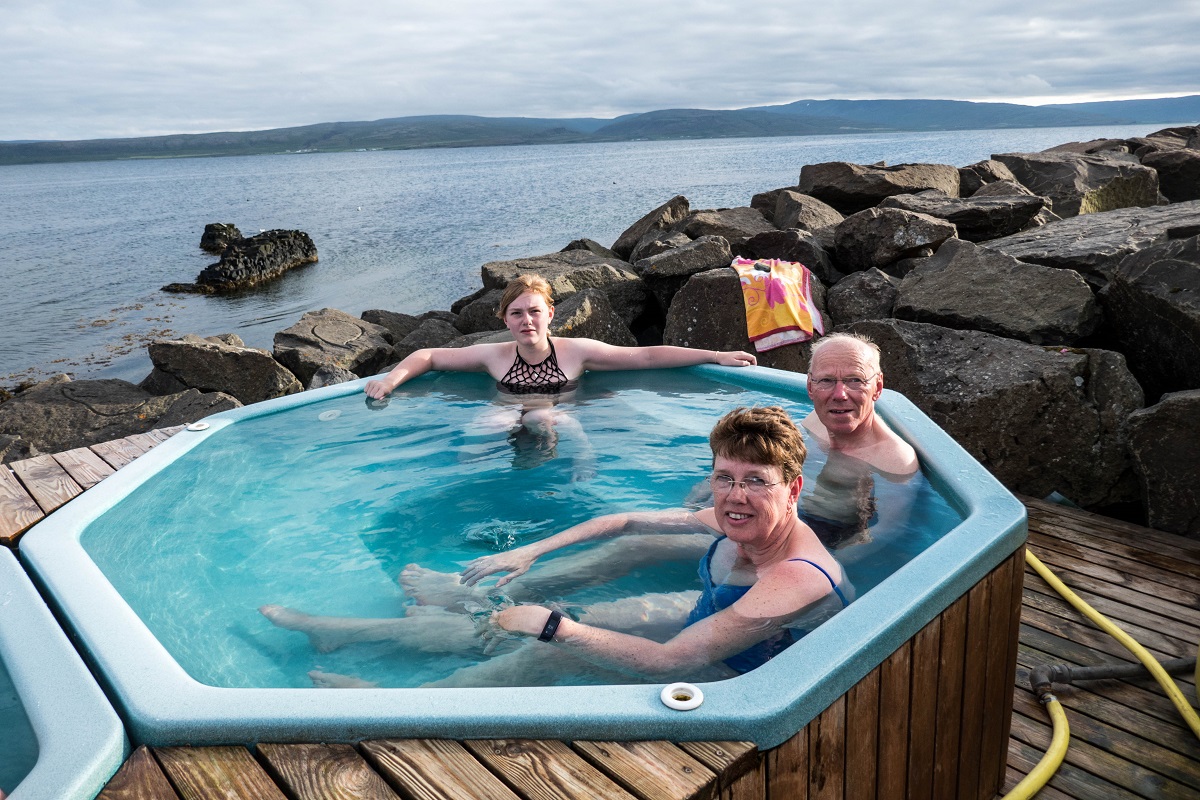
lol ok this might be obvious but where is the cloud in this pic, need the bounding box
[3,0,1198,140]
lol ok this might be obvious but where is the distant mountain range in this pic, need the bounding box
[3,96,1198,166]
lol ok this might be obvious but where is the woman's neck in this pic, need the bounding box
[516,337,552,363]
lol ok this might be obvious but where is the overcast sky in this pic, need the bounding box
[4,1,1199,141]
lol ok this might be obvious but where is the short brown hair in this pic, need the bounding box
[496,274,555,319]
[709,406,806,484]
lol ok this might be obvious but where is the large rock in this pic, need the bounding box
[361,309,421,342]
[971,179,1038,198]
[1140,149,1200,203]
[307,364,360,390]
[827,269,900,326]
[453,290,507,334]
[273,308,394,385]
[610,195,690,259]
[1100,235,1200,400]
[480,249,650,327]
[168,230,319,293]
[663,268,826,373]
[392,318,461,361]
[1126,390,1200,537]
[629,230,692,263]
[675,207,776,247]
[958,159,1019,197]
[833,208,958,273]
[633,235,733,312]
[847,319,1143,508]
[984,200,1200,289]
[199,223,242,254]
[561,238,620,259]
[0,434,39,465]
[750,186,794,223]
[549,289,637,346]
[992,151,1161,218]
[798,162,961,214]
[0,375,240,454]
[741,230,841,285]
[140,334,302,405]
[879,191,1047,242]
[893,239,1098,345]
[773,191,844,241]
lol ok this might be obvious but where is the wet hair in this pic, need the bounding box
[709,406,806,484]
[496,274,554,319]
[809,332,881,375]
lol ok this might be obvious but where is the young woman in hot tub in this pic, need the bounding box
[262,406,853,686]
[364,274,756,473]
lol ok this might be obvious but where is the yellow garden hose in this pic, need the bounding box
[1001,549,1200,799]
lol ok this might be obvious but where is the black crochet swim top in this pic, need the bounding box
[497,340,578,395]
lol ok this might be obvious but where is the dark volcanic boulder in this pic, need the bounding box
[847,319,1143,508]
[880,191,1046,242]
[634,235,733,312]
[0,434,39,465]
[773,191,844,241]
[958,159,1019,196]
[0,375,240,454]
[307,364,360,390]
[893,239,1098,344]
[453,290,507,334]
[741,230,841,285]
[984,200,1200,289]
[199,223,242,254]
[392,319,461,361]
[562,238,620,259]
[273,309,394,385]
[1127,390,1200,537]
[971,179,1038,198]
[798,162,961,215]
[992,151,1160,218]
[1140,149,1200,203]
[676,207,776,248]
[140,333,302,405]
[550,289,636,346]
[751,187,795,223]
[480,249,649,327]
[1100,235,1200,400]
[611,195,691,259]
[827,269,900,326]
[663,268,827,373]
[361,309,420,342]
[629,230,692,263]
[833,208,957,272]
[167,230,319,293]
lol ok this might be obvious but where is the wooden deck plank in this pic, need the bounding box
[52,445,117,489]
[957,574,993,800]
[9,453,83,513]
[931,595,966,800]
[762,725,807,800]
[876,640,911,800]
[807,695,846,800]
[674,742,758,787]
[1027,529,1200,601]
[155,745,289,800]
[90,436,151,470]
[360,739,521,800]
[1023,560,1200,632]
[843,667,879,800]
[572,741,716,800]
[463,739,637,800]
[96,746,180,800]
[1027,511,1200,578]
[906,616,940,800]
[0,465,44,543]
[1022,496,1200,558]
[1006,736,1146,800]
[257,742,402,800]
[980,554,1019,799]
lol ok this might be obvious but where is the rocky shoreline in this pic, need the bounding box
[3,125,1198,537]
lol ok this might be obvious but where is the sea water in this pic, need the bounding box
[80,370,961,689]
[0,123,1163,385]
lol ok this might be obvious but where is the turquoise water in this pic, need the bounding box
[81,370,962,688]
[0,659,39,795]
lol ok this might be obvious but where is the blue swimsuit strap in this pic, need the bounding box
[706,537,850,608]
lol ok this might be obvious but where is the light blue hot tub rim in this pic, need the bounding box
[20,364,1026,750]
[0,548,129,800]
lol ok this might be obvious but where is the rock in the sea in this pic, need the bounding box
[199,223,242,254]
[0,434,40,464]
[480,249,650,327]
[166,230,318,293]
[971,179,1038,198]
[827,268,900,326]
[561,238,620,259]
[453,290,507,334]
[140,333,302,405]
[751,187,794,223]
[1100,235,1200,400]
[741,230,841,286]
[549,288,637,346]
[629,230,692,263]
[634,235,733,312]
[675,207,777,249]
[663,268,827,373]
[392,318,461,361]
[773,191,845,239]
[360,309,421,342]
[1126,389,1200,537]
[958,159,1019,197]
[847,319,1143,508]
[307,364,360,390]
[798,162,961,215]
[0,375,240,454]
[893,239,1098,345]
[833,208,958,273]
[273,309,394,385]
[984,200,1200,289]
[1140,149,1200,203]
[611,195,690,259]
[879,190,1046,242]
[991,151,1161,218]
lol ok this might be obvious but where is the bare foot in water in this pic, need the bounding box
[399,564,481,611]
[259,605,360,653]
[309,670,378,688]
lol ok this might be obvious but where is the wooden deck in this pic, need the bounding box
[2,431,1199,799]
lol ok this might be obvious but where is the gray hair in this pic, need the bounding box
[809,332,881,374]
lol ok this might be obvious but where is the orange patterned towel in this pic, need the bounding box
[731,258,824,352]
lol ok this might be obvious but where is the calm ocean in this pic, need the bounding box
[0,124,1161,386]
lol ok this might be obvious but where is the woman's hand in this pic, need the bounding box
[714,350,757,367]
[493,605,553,637]
[460,547,540,587]
[363,379,394,400]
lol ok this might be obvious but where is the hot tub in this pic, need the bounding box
[0,548,128,800]
[20,365,1025,766]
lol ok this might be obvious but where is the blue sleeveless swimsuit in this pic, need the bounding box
[685,536,851,674]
